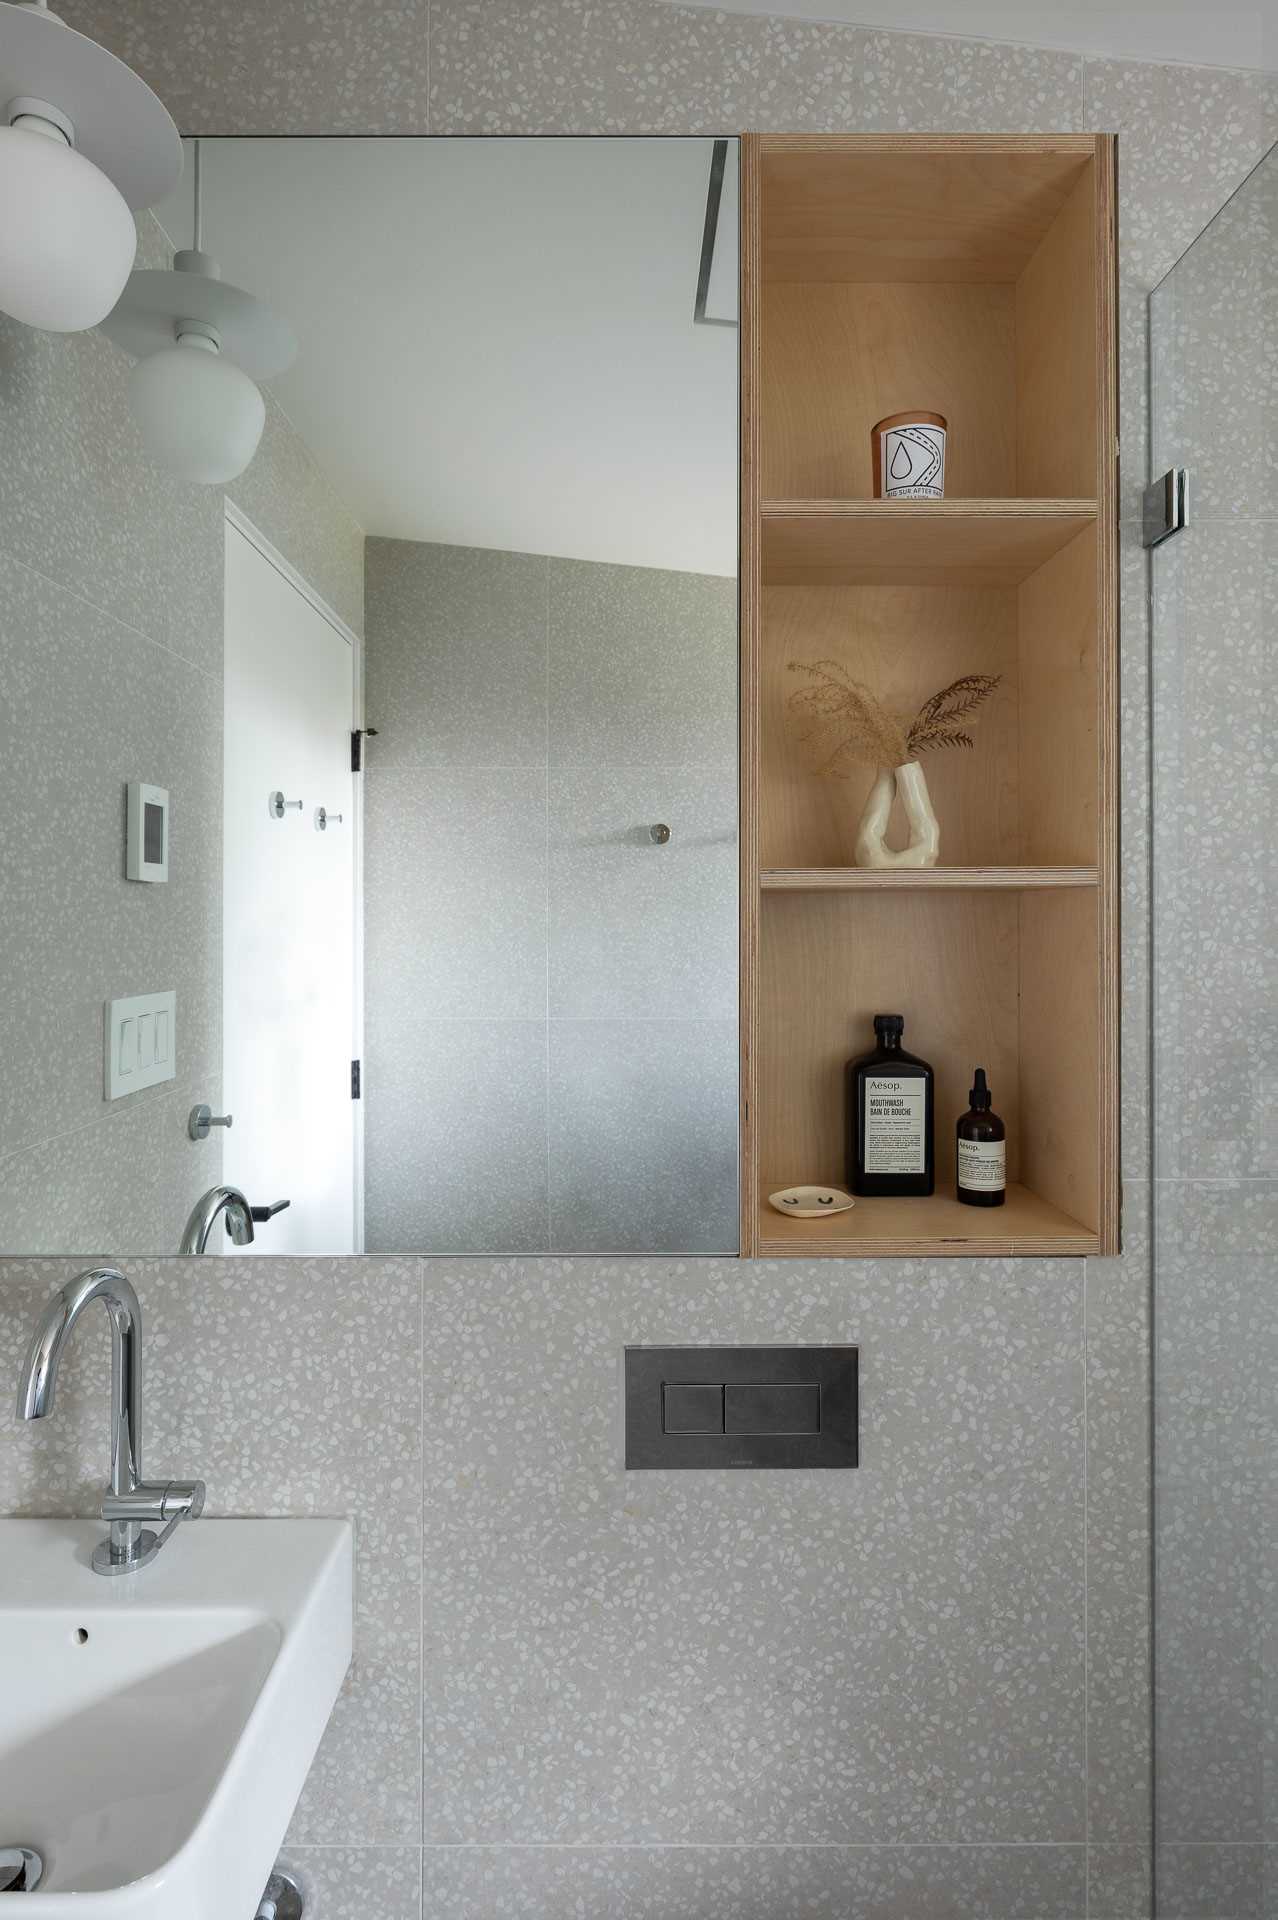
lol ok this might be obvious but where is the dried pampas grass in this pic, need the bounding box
[787,662,1001,776]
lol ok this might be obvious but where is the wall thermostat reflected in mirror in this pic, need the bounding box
[126,782,169,883]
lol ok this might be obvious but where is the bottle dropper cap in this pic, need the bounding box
[969,1067,991,1110]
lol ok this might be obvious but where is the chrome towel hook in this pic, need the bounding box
[268,791,303,820]
[315,806,343,832]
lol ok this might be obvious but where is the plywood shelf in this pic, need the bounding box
[739,132,1120,1260]
[756,1183,1099,1258]
[761,867,1099,891]
[761,498,1098,586]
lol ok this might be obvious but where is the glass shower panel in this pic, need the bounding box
[1150,143,1278,1917]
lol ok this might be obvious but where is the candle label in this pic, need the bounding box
[881,423,946,499]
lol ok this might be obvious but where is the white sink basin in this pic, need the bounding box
[0,1518,352,1918]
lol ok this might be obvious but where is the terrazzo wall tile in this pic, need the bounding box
[1089,1844,1154,1920]
[0,553,220,1161]
[365,766,549,1018]
[0,1081,223,1259]
[365,540,549,770]
[1085,59,1278,291]
[548,766,738,1020]
[0,223,223,667]
[227,392,367,640]
[1156,1844,1266,1920]
[364,542,739,1252]
[547,558,737,769]
[429,1,1084,137]
[364,1017,549,1252]
[1085,1187,1152,1845]
[547,1022,739,1251]
[61,0,429,136]
[284,1849,423,1920]
[420,1842,1087,1919]
[420,1255,1084,1843]
[1150,524,1277,1182]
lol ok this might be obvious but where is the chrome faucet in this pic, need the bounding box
[15,1266,205,1576]
[179,1185,290,1254]
[180,1183,255,1254]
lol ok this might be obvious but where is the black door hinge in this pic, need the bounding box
[351,726,379,772]
[350,1059,361,1099]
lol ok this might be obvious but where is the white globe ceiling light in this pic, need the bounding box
[0,0,180,332]
[101,142,297,486]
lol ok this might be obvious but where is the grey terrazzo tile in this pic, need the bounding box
[1086,58,1278,289]
[364,765,548,1019]
[365,540,548,770]
[1149,151,1278,522]
[429,1,1081,137]
[548,766,737,1020]
[228,392,365,639]
[61,0,427,135]
[1088,1844,1152,1920]
[1118,526,1151,1181]
[364,1018,549,1253]
[420,1255,1084,1842]
[851,29,1082,133]
[0,258,223,667]
[282,1849,422,1920]
[548,1021,738,1252]
[0,551,221,1167]
[548,559,736,769]
[1150,525,1277,1180]
[1085,1187,1152,1844]
[0,1081,223,1259]
[1156,1844,1266,1919]
[421,1843,1086,1919]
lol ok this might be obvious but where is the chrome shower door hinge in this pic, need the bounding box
[1142,467,1189,548]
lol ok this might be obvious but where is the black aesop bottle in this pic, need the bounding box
[847,1013,935,1197]
[956,1067,1006,1207]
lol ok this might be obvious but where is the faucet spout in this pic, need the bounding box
[180,1185,256,1255]
[14,1266,204,1577]
[16,1266,143,1505]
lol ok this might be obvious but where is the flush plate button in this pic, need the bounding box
[662,1383,724,1434]
[625,1346,857,1469]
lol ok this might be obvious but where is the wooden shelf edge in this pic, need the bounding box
[756,1182,1097,1258]
[762,497,1098,521]
[761,867,1099,891]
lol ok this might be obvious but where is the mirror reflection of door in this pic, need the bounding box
[223,513,357,1255]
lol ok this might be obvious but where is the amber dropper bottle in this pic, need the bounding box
[956,1067,1006,1207]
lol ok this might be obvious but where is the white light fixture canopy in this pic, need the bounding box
[0,2,180,208]
[101,141,297,484]
[0,1,181,333]
[102,255,297,382]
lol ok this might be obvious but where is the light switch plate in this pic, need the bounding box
[105,990,176,1100]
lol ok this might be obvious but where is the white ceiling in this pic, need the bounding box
[156,138,738,577]
[661,0,1278,72]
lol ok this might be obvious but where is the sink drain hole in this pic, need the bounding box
[0,1848,44,1893]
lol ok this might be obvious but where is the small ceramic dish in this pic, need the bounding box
[767,1185,856,1218]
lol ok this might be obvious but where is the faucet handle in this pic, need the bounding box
[96,1479,205,1575]
[249,1198,291,1223]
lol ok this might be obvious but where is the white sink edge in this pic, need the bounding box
[0,1518,354,1920]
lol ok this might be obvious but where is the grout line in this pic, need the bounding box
[0,547,223,686]
[0,1072,223,1170]
[409,1841,1092,1852]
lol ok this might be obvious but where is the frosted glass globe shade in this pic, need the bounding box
[0,122,137,332]
[129,340,266,485]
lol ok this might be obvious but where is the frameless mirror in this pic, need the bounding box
[0,137,740,1257]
